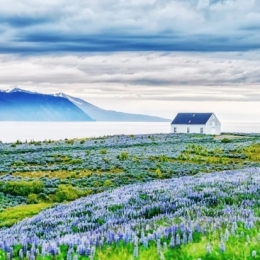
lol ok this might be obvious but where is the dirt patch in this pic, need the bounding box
[214,135,250,141]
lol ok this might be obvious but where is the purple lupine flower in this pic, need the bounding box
[133,244,139,258]
[224,228,230,241]
[160,251,165,260]
[157,239,161,254]
[182,232,187,244]
[77,244,85,255]
[188,231,193,243]
[231,222,237,235]
[176,234,181,246]
[142,237,148,249]
[6,253,11,260]
[252,251,257,258]
[67,248,73,260]
[26,251,30,259]
[220,240,225,252]
[206,243,211,254]
[18,249,23,260]
[163,242,167,251]
[170,235,175,248]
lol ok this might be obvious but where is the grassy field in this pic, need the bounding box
[0,203,52,227]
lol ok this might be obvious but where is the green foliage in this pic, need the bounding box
[69,158,83,165]
[54,184,79,202]
[221,138,232,143]
[26,193,39,204]
[0,203,51,227]
[29,140,42,146]
[104,180,113,187]
[139,193,149,200]
[100,149,107,154]
[108,204,123,212]
[102,157,109,164]
[117,151,129,161]
[13,161,24,166]
[65,139,74,145]
[0,180,44,196]
[158,155,168,162]
[155,168,163,178]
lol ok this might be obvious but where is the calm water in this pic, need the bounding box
[0,121,259,143]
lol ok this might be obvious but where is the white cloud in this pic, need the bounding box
[0,52,260,122]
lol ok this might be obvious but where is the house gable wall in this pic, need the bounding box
[205,113,221,135]
[171,124,207,134]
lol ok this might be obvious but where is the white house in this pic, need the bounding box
[171,113,221,135]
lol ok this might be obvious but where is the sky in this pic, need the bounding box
[0,0,260,123]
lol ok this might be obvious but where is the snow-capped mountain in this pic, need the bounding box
[0,88,170,122]
[0,89,93,121]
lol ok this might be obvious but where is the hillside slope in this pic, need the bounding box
[58,93,170,122]
[0,168,259,259]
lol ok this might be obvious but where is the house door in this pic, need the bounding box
[212,128,216,135]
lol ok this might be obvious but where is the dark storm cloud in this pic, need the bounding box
[0,0,260,54]
[0,15,55,28]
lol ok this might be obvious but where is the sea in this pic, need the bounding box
[0,121,259,143]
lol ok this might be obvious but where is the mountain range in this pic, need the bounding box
[0,88,170,122]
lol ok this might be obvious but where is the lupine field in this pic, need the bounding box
[0,133,260,259]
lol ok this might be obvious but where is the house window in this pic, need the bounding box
[200,128,204,134]
[187,127,190,133]
[174,127,177,133]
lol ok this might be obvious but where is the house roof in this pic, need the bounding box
[171,113,213,125]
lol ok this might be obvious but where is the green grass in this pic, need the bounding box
[2,225,259,260]
[76,226,260,259]
[0,203,52,227]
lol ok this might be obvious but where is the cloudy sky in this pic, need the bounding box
[0,0,260,124]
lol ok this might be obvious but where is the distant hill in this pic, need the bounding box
[0,88,170,122]
[0,91,93,121]
[57,93,170,122]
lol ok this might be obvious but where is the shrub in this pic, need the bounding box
[155,168,162,178]
[69,159,83,165]
[26,194,38,204]
[66,139,74,145]
[13,161,24,167]
[221,138,231,143]
[100,149,107,155]
[117,152,129,161]
[0,181,44,196]
[104,180,113,187]
[158,155,168,162]
[54,185,79,202]
[102,158,109,164]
